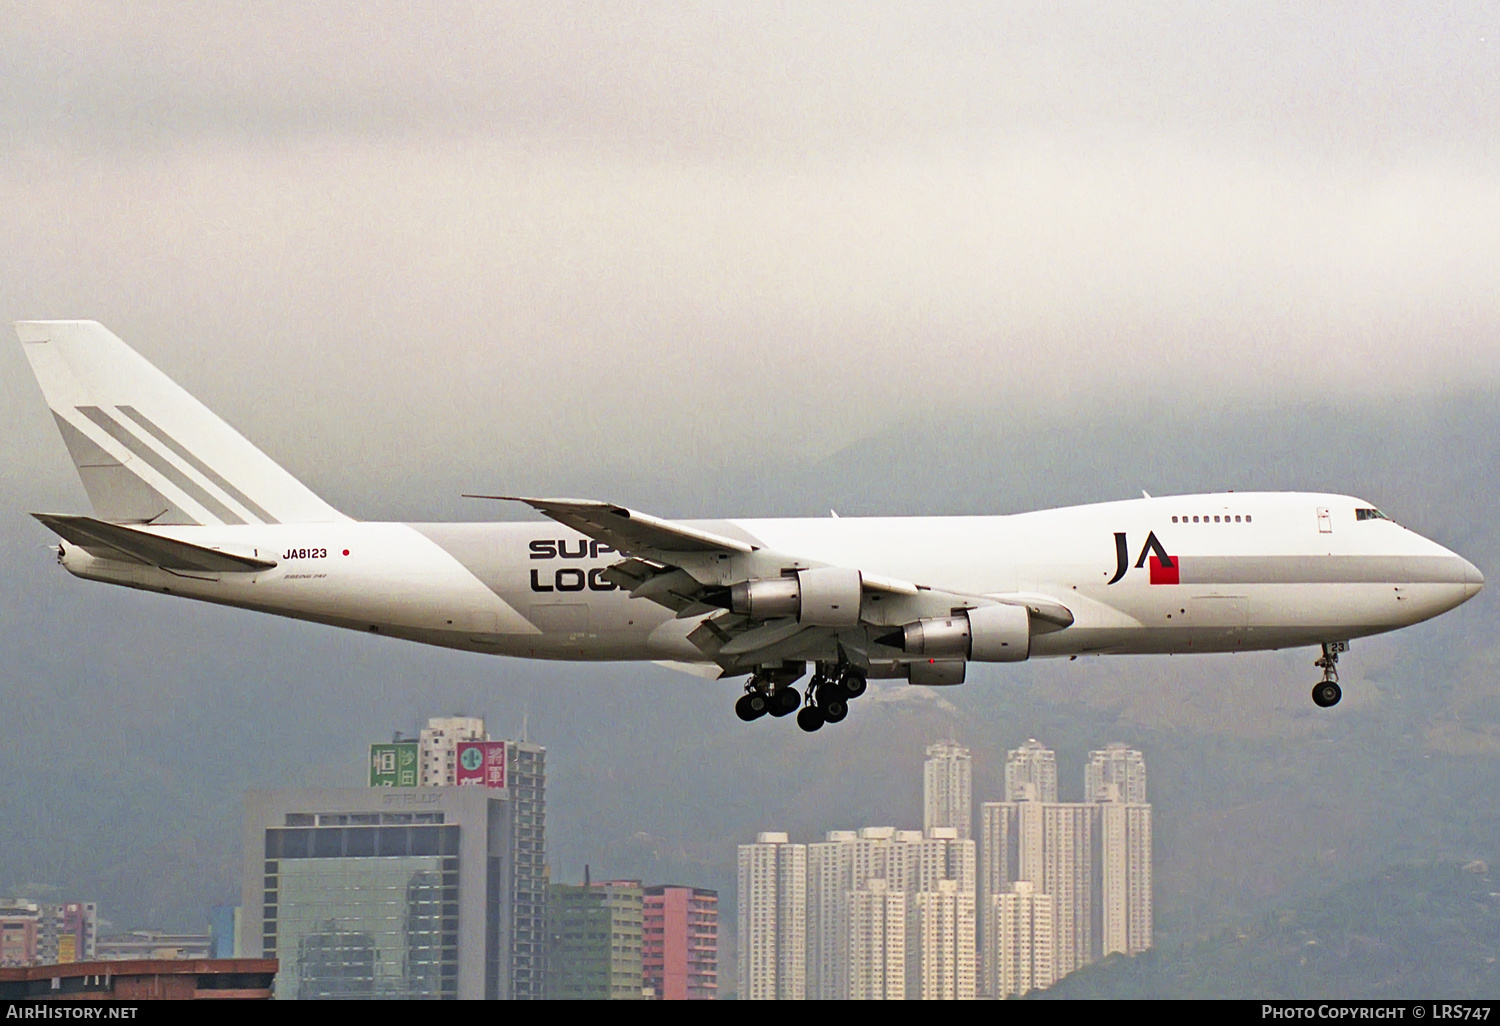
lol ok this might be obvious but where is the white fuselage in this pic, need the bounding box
[55,491,1482,668]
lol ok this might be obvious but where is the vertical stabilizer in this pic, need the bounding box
[17,320,347,525]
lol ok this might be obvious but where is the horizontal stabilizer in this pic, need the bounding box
[33,513,277,573]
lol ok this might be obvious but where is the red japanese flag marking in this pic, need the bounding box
[1149,554,1180,585]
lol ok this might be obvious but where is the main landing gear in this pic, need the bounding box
[1312,641,1347,708]
[735,662,806,722]
[735,662,868,732]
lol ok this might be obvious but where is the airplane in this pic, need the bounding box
[16,321,1484,732]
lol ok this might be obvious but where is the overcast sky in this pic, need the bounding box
[3,3,1498,502]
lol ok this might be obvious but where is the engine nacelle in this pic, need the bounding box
[899,603,1030,662]
[729,567,863,627]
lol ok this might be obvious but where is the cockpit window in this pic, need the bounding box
[1355,508,1390,522]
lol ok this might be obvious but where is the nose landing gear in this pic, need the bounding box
[1312,641,1347,708]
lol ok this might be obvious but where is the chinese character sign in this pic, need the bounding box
[456,740,506,788]
[370,742,419,787]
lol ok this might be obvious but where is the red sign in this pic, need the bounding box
[456,740,507,788]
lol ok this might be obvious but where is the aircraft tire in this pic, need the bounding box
[1312,681,1342,708]
[770,688,800,717]
[736,694,769,721]
[821,697,848,723]
[797,706,825,732]
[840,673,867,699]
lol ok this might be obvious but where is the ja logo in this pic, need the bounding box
[460,746,484,772]
[1107,531,1177,585]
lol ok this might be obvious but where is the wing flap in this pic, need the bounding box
[33,513,277,572]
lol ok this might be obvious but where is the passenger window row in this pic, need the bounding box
[1171,514,1251,524]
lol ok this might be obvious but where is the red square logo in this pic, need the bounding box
[1149,554,1179,585]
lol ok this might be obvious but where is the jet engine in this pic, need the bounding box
[895,603,1031,662]
[729,567,863,627]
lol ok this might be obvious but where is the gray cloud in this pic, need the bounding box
[1,4,1497,503]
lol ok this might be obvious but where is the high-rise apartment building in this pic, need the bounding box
[547,878,643,1000]
[847,878,906,1000]
[980,740,1153,995]
[737,832,806,1000]
[804,826,976,1000]
[991,881,1055,999]
[1004,739,1058,802]
[807,830,856,1000]
[642,886,718,1000]
[1086,743,1147,804]
[979,800,1096,987]
[1090,745,1151,958]
[909,879,977,1000]
[923,740,973,840]
[1037,802,1097,975]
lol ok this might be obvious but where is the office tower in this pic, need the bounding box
[737,832,806,1000]
[243,787,527,999]
[847,879,905,1000]
[642,886,718,1000]
[1004,739,1058,802]
[210,906,241,959]
[923,740,973,840]
[1086,743,1147,804]
[507,740,548,999]
[418,716,487,786]
[548,878,643,1000]
[909,879,977,1000]
[991,882,1056,998]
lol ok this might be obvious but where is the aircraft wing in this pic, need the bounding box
[494,495,1069,672]
[467,496,758,555]
[33,513,278,573]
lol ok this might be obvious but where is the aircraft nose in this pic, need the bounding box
[1462,556,1484,598]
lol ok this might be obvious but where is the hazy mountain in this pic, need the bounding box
[1037,861,1500,999]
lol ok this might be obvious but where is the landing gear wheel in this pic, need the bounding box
[770,687,800,717]
[796,705,825,732]
[735,693,768,721]
[840,672,867,699]
[1312,681,1342,708]
[821,696,848,723]
[1312,641,1346,709]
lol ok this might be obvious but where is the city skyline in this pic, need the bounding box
[740,735,1151,999]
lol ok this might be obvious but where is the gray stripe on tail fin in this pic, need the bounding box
[76,406,245,525]
[117,405,279,524]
